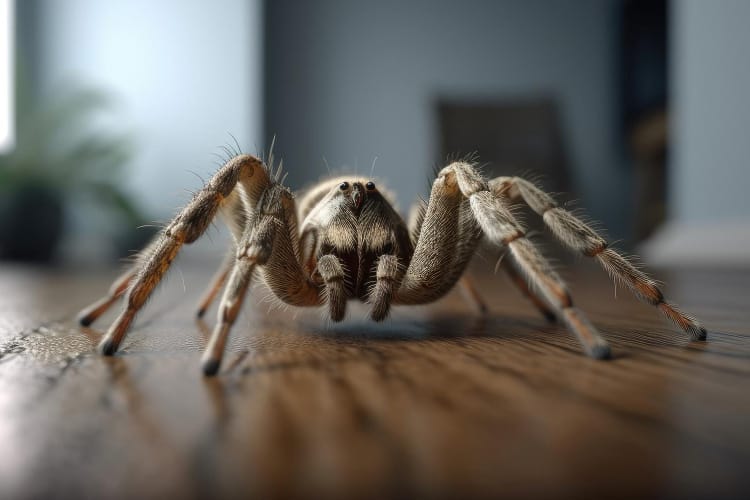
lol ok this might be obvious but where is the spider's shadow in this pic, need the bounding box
[305,313,524,343]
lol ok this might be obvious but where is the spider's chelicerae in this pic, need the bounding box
[79,152,706,375]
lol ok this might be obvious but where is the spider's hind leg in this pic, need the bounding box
[195,251,233,318]
[458,275,489,315]
[499,257,557,323]
[77,268,136,327]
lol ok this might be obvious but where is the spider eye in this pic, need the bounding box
[365,181,376,191]
[339,182,349,191]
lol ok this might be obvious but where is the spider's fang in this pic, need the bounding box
[352,186,363,209]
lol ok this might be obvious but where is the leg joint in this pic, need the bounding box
[502,231,524,245]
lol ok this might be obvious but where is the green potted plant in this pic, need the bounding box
[0,81,145,263]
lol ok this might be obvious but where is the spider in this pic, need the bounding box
[78,152,706,376]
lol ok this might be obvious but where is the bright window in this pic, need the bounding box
[0,0,13,153]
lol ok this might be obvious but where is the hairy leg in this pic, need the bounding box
[499,258,557,322]
[200,214,278,375]
[94,155,267,356]
[457,275,489,315]
[77,236,165,326]
[443,161,611,358]
[195,251,234,318]
[492,176,706,340]
[201,188,323,375]
[398,182,483,305]
[77,268,136,327]
[201,257,254,376]
[406,198,487,314]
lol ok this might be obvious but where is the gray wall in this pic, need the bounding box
[19,0,263,262]
[641,0,750,266]
[267,0,627,236]
[28,0,263,217]
[672,0,750,223]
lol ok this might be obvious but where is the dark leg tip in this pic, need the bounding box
[99,337,120,356]
[202,359,221,377]
[78,314,94,327]
[330,309,345,322]
[542,311,557,324]
[590,343,612,360]
[693,327,708,341]
[370,305,390,322]
[196,308,206,319]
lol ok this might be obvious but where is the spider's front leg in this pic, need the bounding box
[199,178,323,375]
[82,155,264,355]
[202,205,321,375]
[491,176,706,340]
[398,162,610,359]
[458,163,612,358]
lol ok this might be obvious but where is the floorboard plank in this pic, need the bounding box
[0,262,748,499]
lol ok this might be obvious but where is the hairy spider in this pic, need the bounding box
[78,152,706,376]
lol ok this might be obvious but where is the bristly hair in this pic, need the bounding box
[258,135,290,187]
[369,156,379,179]
[213,132,247,169]
[228,133,243,156]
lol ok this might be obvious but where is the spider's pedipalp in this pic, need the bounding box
[317,254,347,321]
[369,254,403,321]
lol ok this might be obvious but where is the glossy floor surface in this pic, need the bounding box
[0,261,748,499]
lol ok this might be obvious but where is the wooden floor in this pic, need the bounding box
[0,259,748,499]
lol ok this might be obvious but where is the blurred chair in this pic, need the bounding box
[438,98,571,195]
[437,97,572,260]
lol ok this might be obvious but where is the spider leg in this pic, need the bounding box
[202,186,322,375]
[93,155,266,356]
[77,237,164,326]
[398,185,483,305]
[77,268,136,327]
[201,257,254,376]
[499,257,557,323]
[457,275,489,315]
[406,198,488,314]
[195,189,249,318]
[195,250,233,318]
[427,161,610,358]
[200,214,280,375]
[492,176,706,340]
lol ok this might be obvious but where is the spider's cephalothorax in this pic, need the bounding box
[78,153,707,376]
[299,178,412,306]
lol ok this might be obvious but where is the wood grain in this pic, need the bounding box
[0,260,748,499]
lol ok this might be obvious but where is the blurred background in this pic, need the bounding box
[1,0,748,267]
